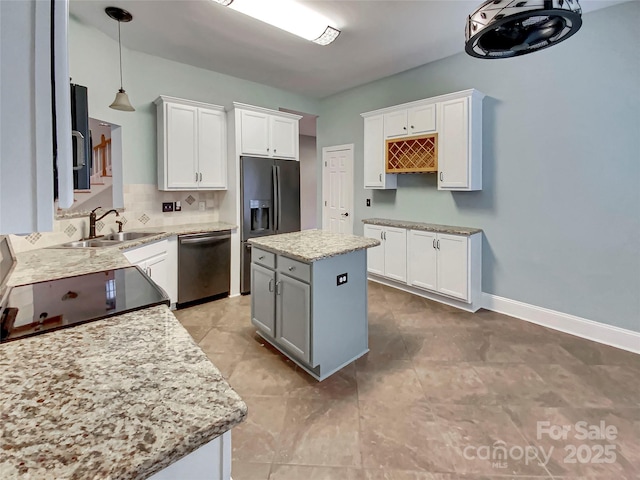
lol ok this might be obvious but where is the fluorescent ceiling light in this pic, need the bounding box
[212,0,341,45]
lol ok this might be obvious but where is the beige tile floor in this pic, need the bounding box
[174,282,640,480]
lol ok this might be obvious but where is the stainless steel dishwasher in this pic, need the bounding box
[177,231,231,306]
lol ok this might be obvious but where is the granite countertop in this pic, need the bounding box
[248,229,380,262]
[1,221,246,478]
[109,221,237,250]
[9,221,237,286]
[363,218,482,236]
[0,305,247,480]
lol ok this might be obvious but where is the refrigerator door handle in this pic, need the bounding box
[272,165,280,231]
[276,165,282,232]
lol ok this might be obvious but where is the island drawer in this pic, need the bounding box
[252,248,276,268]
[278,256,311,283]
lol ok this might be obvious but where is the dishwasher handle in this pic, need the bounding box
[179,232,231,245]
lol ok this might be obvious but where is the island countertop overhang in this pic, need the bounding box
[247,229,380,263]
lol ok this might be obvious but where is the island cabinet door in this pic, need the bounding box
[251,263,276,336]
[275,274,311,363]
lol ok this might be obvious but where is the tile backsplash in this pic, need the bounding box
[9,184,224,253]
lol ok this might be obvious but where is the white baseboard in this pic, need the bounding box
[482,293,640,355]
[368,275,481,313]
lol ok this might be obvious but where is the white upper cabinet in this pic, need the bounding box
[361,89,484,193]
[438,91,484,191]
[363,114,397,190]
[270,116,298,159]
[384,104,436,139]
[198,108,227,189]
[239,110,270,156]
[236,104,300,160]
[166,103,198,189]
[384,110,409,139]
[156,96,227,191]
[408,104,437,136]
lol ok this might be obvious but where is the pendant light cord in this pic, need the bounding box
[117,20,123,90]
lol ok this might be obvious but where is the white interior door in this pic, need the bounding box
[322,144,354,234]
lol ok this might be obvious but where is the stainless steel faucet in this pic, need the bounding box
[88,207,119,239]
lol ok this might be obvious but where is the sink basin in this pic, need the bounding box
[56,239,123,248]
[102,231,160,241]
[51,232,163,249]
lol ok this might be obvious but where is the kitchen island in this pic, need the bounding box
[248,230,380,381]
[0,225,246,480]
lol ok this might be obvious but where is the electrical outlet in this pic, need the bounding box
[366,199,371,207]
[198,201,206,211]
[336,273,348,286]
[174,201,182,212]
[162,202,174,212]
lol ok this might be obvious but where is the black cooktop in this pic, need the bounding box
[0,266,169,343]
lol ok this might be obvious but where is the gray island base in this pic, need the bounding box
[248,230,380,381]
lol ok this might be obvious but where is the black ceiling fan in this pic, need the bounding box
[465,0,583,59]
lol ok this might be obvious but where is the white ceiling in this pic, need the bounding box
[69,0,627,99]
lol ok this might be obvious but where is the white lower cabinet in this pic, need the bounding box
[250,247,369,381]
[363,224,406,282]
[408,230,469,301]
[365,222,482,310]
[123,237,178,305]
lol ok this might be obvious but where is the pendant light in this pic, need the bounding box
[465,0,583,59]
[106,7,135,111]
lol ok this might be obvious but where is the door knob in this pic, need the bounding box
[341,212,349,217]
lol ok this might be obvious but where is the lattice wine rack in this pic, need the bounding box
[385,133,438,174]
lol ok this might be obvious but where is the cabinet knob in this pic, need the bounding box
[288,266,296,271]
[403,126,407,130]
[439,172,444,182]
[411,125,415,129]
[199,172,203,182]
[267,147,270,152]
[274,149,277,153]
[258,255,265,260]
[437,239,440,250]
[341,212,349,217]
[433,239,436,249]
[268,278,274,292]
[379,173,382,182]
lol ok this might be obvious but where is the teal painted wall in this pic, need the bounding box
[68,16,320,185]
[317,2,640,332]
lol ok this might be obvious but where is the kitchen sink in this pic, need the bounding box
[102,231,160,242]
[52,232,162,249]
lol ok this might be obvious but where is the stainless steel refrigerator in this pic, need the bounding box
[240,156,300,294]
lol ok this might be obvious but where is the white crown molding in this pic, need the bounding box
[361,88,485,118]
[482,293,640,355]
